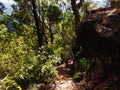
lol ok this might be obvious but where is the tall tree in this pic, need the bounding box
[47,5,62,43]
[71,0,81,35]
[31,0,43,48]
[71,0,85,66]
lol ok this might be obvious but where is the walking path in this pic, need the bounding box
[53,64,86,90]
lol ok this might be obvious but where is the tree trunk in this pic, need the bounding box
[38,0,48,44]
[71,0,80,35]
[71,0,82,70]
[31,0,43,48]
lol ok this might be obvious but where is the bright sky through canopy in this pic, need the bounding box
[0,0,15,4]
[0,0,107,14]
[0,0,16,14]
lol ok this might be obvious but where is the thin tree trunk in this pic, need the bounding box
[71,0,84,70]
[38,0,48,44]
[31,0,43,48]
[71,0,80,35]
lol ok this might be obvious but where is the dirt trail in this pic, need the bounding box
[53,64,85,90]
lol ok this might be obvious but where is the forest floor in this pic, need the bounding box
[39,62,87,90]
[39,60,120,90]
[51,63,86,90]
[53,62,120,90]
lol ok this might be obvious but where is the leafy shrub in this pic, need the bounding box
[79,58,90,70]
[26,49,60,83]
[0,75,22,90]
[0,24,61,89]
[72,58,90,81]
[72,71,84,81]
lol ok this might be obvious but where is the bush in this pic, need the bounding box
[79,58,90,70]
[0,75,22,90]
[0,24,61,89]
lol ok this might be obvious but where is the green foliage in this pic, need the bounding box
[52,11,74,59]
[47,5,63,23]
[0,76,22,90]
[72,71,84,81]
[72,58,90,81]
[0,0,101,89]
[26,49,61,83]
[79,58,90,70]
[0,24,60,89]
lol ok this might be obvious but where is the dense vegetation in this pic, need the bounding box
[0,0,120,89]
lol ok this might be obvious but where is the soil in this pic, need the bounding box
[39,60,120,90]
[49,63,86,90]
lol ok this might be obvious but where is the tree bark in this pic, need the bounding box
[31,0,43,48]
[71,0,80,35]
[71,0,84,70]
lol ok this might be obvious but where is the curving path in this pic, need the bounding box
[53,64,86,90]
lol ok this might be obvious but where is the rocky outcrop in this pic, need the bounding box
[75,8,120,89]
[76,8,120,57]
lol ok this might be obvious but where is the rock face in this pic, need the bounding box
[74,8,120,89]
[76,8,120,58]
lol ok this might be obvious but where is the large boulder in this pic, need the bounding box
[75,8,120,89]
[76,8,120,58]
